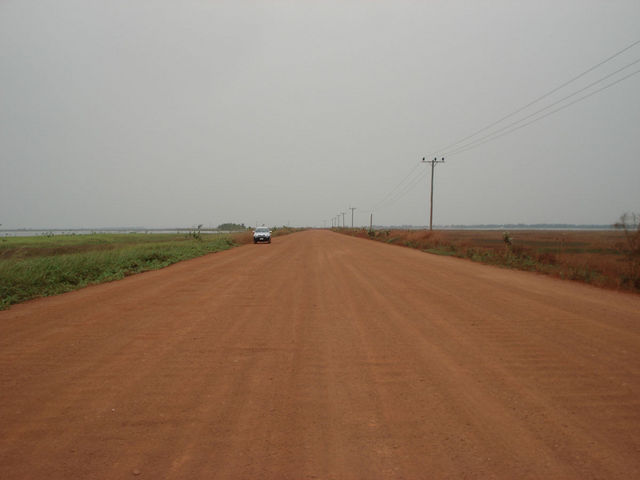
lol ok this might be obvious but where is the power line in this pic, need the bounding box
[382,171,427,209]
[370,161,422,212]
[427,38,640,158]
[365,39,640,223]
[373,168,427,212]
[447,67,640,157]
[444,57,640,156]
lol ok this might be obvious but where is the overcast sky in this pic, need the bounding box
[1,0,639,229]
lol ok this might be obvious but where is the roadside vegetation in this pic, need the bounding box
[614,212,640,289]
[335,225,639,293]
[217,222,249,231]
[0,232,237,309]
[0,226,306,310]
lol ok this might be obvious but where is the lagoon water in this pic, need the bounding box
[0,229,226,237]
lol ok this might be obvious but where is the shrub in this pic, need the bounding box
[614,212,640,288]
[186,224,203,241]
[536,252,557,265]
[503,231,512,249]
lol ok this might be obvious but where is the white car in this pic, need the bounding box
[253,227,271,244]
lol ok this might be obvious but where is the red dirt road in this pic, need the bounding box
[2,230,640,479]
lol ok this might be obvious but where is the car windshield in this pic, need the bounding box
[255,227,269,233]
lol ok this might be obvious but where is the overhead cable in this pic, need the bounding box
[369,161,422,212]
[444,57,640,156]
[427,38,640,158]
[374,168,428,212]
[366,39,640,217]
[447,68,640,157]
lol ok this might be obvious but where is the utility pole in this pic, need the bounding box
[369,213,373,233]
[341,212,346,228]
[422,157,445,230]
[349,207,356,228]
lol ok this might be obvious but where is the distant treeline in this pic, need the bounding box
[217,223,249,231]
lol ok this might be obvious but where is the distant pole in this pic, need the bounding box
[349,207,356,228]
[422,157,445,230]
[341,212,346,228]
[370,213,373,232]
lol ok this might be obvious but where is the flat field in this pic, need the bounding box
[342,229,637,291]
[0,232,236,309]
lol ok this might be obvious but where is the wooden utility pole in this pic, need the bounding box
[349,207,356,228]
[422,157,445,230]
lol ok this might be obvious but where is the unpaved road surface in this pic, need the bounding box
[2,230,640,479]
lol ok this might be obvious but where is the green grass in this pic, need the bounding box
[0,233,236,309]
[0,232,196,254]
[424,247,459,257]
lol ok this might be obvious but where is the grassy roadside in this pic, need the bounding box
[0,233,237,310]
[0,228,306,310]
[334,228,639,293]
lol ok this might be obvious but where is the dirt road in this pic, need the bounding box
[2,230,640,479]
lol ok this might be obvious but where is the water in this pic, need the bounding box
[0,228,227,237]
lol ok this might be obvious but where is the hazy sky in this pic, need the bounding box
[1,1,639,228]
